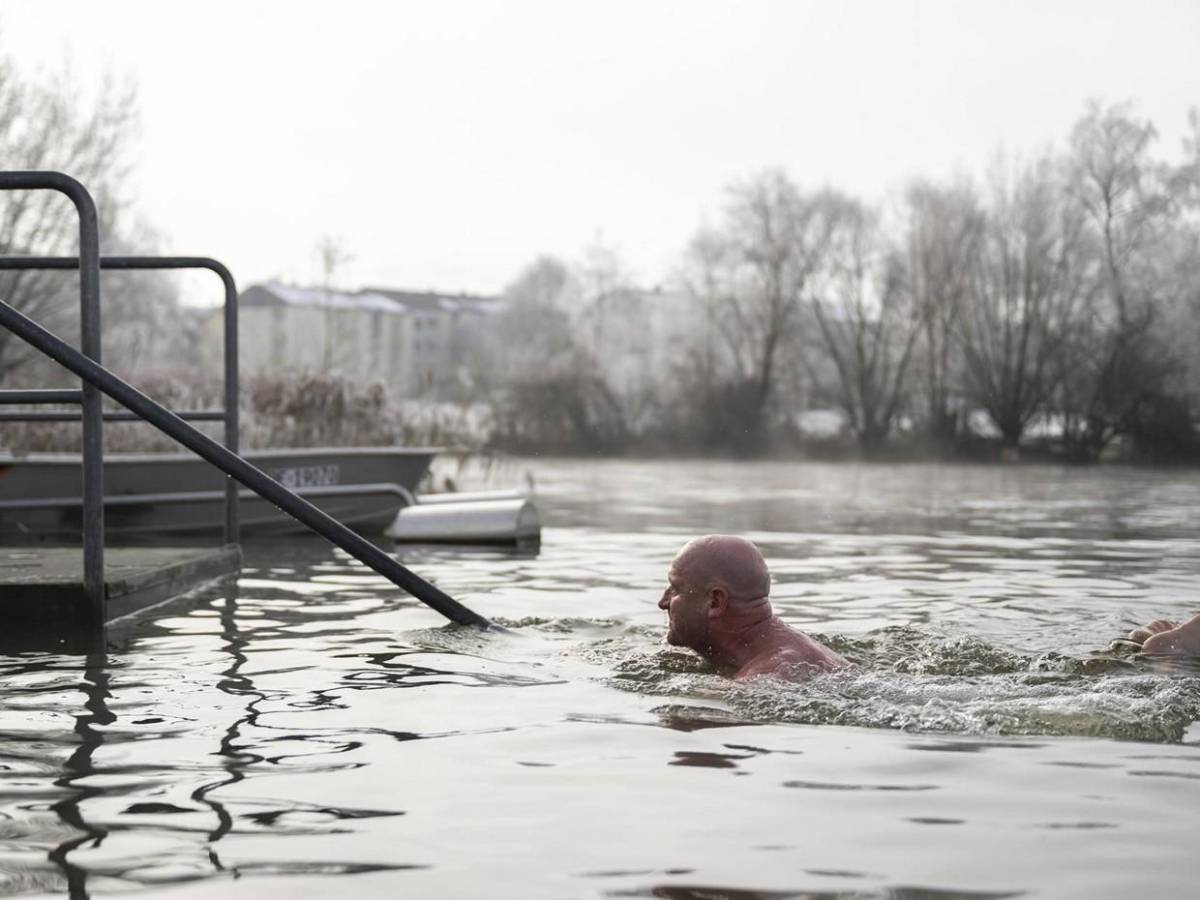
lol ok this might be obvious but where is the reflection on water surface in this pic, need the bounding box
[1,460,1199,898]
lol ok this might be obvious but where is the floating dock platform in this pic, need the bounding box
[0,545,241,637]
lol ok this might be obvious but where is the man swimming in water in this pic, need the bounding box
[661,534,1200,681]
[658,534,850,680]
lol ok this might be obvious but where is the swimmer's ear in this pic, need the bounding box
[708,586,729,618]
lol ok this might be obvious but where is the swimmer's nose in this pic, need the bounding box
[657,590,669,610]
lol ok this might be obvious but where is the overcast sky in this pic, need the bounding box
[2,0,1197,303]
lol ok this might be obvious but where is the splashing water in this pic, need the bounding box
[460,617,1200,743]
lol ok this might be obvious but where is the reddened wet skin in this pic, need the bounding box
[661,535,849,681]
[1137,614,1200,656]
[659,560,714,651]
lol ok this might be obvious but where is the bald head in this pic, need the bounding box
[672,535,771,604]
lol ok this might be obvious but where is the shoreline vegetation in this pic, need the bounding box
[445,102,1200,468]
[2,369,1196,467]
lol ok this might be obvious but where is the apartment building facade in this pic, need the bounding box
[220,282,497,396]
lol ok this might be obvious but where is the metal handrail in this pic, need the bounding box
[0,389,82,403]
[0,296,490,627]
[0,172,104,608]
[0,255,241,544]
[0,410,226,422]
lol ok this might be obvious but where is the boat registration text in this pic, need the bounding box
[270,464,341,489]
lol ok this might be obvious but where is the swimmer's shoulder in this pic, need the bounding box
[735,646,852,682]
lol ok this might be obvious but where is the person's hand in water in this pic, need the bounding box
[1128,619,1180,644]
[1127,614,1200,656]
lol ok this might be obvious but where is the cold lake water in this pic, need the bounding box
[2,459,1200,898]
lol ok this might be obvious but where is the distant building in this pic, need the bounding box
[580,286,692,396]
[364,287,497,393]
[217,282,497,396]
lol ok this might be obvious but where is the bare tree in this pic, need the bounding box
[683,169,844,446]
[314,234,354,374]
[1171,107,1200,212]
[572,238,659,430]
[1058,101,1180,459]
[679,228,728,394]
[0,47,141,381]
[958,155,1094,450]
[485,255,576,381]
[670,227,736,443]
[481,255,628,450]
[575,237,633,360]
[811,200,921,453]
[902,178,985,447]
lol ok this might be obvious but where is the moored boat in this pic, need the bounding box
[0,446,434,539]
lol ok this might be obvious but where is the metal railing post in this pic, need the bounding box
[78,192,103,621]
[0,255,241,546]
[220,263,239,546]
[0,173,104,624]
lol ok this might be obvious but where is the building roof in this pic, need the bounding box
[241,282,499,315]
[364,287,498,315]
[241,282,401,312]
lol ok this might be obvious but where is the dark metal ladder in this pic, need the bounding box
[0,171,489,630]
